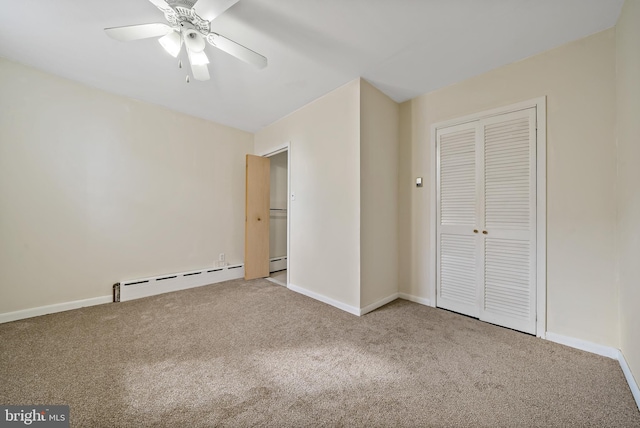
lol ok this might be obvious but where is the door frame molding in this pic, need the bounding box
[258,142,291,287]
[429,97,547,338]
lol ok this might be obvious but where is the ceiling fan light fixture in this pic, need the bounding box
[183,30,206,53]
[158,30,182,57]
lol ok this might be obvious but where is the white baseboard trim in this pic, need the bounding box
[360,293,399,316]
[0,295,112,324]
[287,283,360,316]
[618,350,640,410]
[545,332,619,359]
[529,332,640,410]
[398,293,432,307]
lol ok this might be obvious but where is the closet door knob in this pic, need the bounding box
[482,230,488,234]
[473,229,479,233]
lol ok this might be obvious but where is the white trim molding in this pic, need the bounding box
[618,350,640,410]
[258,142,290,158]
[545,332,619,359]
[398,293,432,307]
[286,287,401,316]
[429,97,547,337]
[546,332,640,410]
[360,293,399,316]
[287,283,360,316]
[0,295,112,324]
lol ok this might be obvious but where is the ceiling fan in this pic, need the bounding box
[105,0,267,82]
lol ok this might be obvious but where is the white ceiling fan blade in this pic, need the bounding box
[187,49,211,81]
[193,0,239,22]
[105,23,171,42]
[147,0,173,13]
[207,33,267,69]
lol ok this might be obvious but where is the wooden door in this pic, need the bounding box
[245,154,270,280]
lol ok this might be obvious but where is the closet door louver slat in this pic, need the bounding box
[436,123,480,318]
[480,109,537,334]
[440,234,477,306]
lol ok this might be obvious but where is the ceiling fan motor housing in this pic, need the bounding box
[167,0,197,8]
[163,1,210,34]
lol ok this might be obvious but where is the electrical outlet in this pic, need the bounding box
[219,253,225,262]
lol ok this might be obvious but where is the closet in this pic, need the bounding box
[436,107,537,334]
[268,150,288,285]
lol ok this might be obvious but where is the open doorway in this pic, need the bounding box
[264,147,289,286]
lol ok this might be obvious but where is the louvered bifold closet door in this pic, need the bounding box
[436,122,481,318]
[479,108,537,334]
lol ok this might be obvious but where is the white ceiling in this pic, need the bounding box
[0,0,624,132]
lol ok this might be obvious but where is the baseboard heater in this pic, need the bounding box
[269,256,287,273]
[113,264,244,302]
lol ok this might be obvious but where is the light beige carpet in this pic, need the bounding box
[1,278,639,427]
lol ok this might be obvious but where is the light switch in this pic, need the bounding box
[416,177,423,187]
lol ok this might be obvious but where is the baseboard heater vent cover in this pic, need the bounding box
[117,264,244,302]
[269,256,287,273]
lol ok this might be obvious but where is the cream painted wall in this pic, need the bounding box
[360,79,399,307]
[616,0,640,387]
[399,98,431,302]
[399,29,619,346]
[398,101,413,297]
[269,150,288,259]
[254,80,361,308]
[0,58,253,314]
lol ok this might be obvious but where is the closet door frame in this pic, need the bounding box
[429,97,547,338]
[258,141,292,287]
